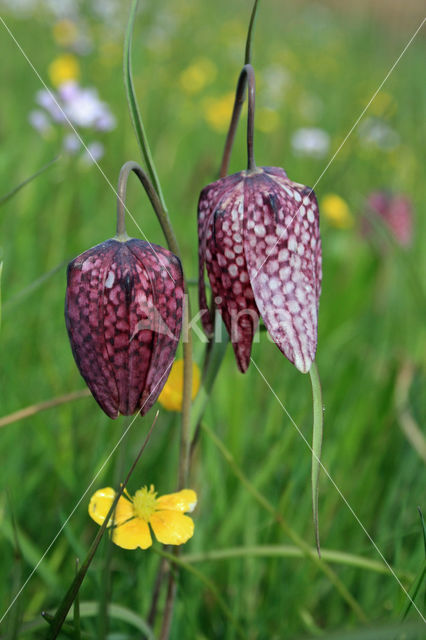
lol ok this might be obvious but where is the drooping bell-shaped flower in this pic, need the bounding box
[65,162,184,419]
[198,166,322,374]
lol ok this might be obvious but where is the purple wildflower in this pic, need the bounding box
[198,166,322,373]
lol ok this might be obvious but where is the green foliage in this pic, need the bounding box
[0,1,425,638]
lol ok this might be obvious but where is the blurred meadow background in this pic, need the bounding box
[0,0,425,638]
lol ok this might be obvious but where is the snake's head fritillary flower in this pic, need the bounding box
[65,239,184,418]
[158,359,201,412]
[198,167,322,374]
[366,190,413,248]
[88,485,197,550]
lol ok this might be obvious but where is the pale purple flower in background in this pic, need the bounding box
[291,127,330,158]
[36,89,66,123]
[63,133,81,154]
[81,141,105,164]
[358,117,399,151]
[28,110,51,134]
[30,79,115,164]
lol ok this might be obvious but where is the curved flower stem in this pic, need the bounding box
[115,161,179,254]
[200,421,367,622]
[309,361,323,557]
[219,64,256,178]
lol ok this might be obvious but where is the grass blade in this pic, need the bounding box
[309,361,324,557]
[44,413,158,639]
[123,0,166,211]
[0,157,59,207]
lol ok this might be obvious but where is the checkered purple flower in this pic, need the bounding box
[66,239,184,418]
[198,167,322,373]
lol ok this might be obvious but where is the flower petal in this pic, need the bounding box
[88,487,134,527]
[198,173,243,337]
[157,360,201,412]
[66,241,120,418]
[112,517,152,550]
[156,489,197,513]
[150,510,194,545]
[205,177,259,372]
[243,168,322,373]
[128,240,184,415]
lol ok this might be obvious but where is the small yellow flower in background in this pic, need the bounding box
[48,54,80,88]
[89,485,197,550]
[53,19,78,48]
[321,193,354,229]
[203,93,236,133]
[179,58,217,95]
[158,359,201,412]
[256,107,280,133]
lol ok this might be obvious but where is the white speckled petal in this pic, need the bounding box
[243,168,322,373]
[198,173,243,336]
[206,179,259,372]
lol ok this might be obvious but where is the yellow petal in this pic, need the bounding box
[111,517,152,550]
[157,360,201,412]
[150,511,194,545]
[156,489,197,513]
[88,487,134,527]
[48,54,80,88]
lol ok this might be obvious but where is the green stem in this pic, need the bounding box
[45,414,158,639]
[244,0,260,65]
[115,161,179,254]
[309,361,323,557]
[219,64,256,178]
[200,421,367,622]
[124,0,167,213]
[123,6,194,634]
[153,548,245,638]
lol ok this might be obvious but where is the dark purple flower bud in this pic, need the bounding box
[65,238,184,418]
[366,190,413,247]
[198,167,322,374]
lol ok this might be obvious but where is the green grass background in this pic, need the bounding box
[0,0,425,638]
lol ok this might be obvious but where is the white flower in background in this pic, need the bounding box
[358,116,400,151]
[291,127,330,158]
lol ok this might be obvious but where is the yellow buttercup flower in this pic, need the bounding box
[158,359,201,412]
[320,193,354,229]
[53,19,78,47]
[88,485,197,550]
[179,58,217,94]
[202,93,236,133]
[48,54,80,87]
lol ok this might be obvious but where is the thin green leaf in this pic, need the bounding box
[180,544,413,579]
[0,157,59,207]
[0,260,3,331]
[400,508,426,621]
[309,361,324,557]
[123,0,166,211]
[18,602,154,639]
[73,559,81,640]
[45,414,158,639]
